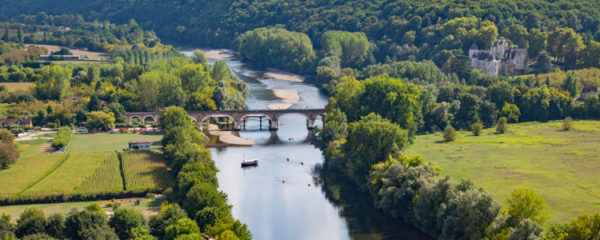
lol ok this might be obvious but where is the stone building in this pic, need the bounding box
[469,39,527,76]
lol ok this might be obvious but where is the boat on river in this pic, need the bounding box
[241,154,258,168]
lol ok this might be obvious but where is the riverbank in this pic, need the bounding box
[267,89,300,110]
[203,49,235,61]
[207,124,255,146]
[264,68,305,82]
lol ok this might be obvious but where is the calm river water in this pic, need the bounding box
[181,50,431,240]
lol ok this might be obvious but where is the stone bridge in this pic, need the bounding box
[125,109,327,131]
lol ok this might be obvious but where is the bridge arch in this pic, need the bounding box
[143,115,156,123]
[129,115,142,124]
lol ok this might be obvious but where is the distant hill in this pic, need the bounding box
[1,0,599,64]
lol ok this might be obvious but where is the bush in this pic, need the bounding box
[496,117,508,134]
[51,127,71,149]
[443,125,457,142]
[471,122,483,136]
[563,117,573,131]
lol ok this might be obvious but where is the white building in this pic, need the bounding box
[469,39,527,76]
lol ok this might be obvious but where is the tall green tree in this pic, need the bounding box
[35,65,71,100]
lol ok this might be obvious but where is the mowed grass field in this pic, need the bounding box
[0,197,164,223]
[122,151,172,191]
[0,133,171,199]
[405,120,600,224]
[68,133,163,153]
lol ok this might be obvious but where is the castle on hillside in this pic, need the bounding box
[468,39,527,76]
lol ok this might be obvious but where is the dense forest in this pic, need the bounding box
[1,0,600,69]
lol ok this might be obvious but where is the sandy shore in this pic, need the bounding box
[267,89,300,110]
[264,68,305,82]
[203,49,235,61]
[207,124,255,146]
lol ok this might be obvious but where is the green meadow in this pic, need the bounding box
[405,120,600,224]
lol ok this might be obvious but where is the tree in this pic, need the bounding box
[237,27,316,74]
[64,209,110,240]
[506,189,547,226]
[164,218,199,240]
[502,24,528,49]
[562,72,580,99]
[16,27,23,43]
[528,29,547,58]
[102,103,126,124]
[578,40,600,68]
[1,27,8,42]
[339,113,409,186]
[35,65,71,100]
[86,65,100,85]
[531,51,553,74]
[108,208,145,240]
[439,189,501,240]
[321,31,370,68]
[508,219,543,240]
[149,204,187,239]
[160,106,194,130]
[500,103,520,123]
[0,141,19,169]
[443,125,457,141]
[471,122,482,136]
[87,95,102,111]
[547,27,584,69]
[192,50,207,65]
[496,117,508,134]
[44,214,65,239]
[563,117,574,131]
[86,111,115,131]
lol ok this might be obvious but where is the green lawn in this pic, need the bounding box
[405,120,600,224]
[0,197,164,223]
[23,152,123,196]
[68,133,163,153]
[122,151,173,191]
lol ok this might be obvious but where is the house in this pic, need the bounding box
[469,39,527,76]
[581,85,599,100]
[57,26,71,31]
[129,140,151,151]
[0,118,32,128]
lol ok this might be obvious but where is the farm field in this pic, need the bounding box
[405,120,600,224]
[0,197,164,223]
[68,133,163,153]
[122,151,172,191]
[0,134,171,199]
[0,82,33,92]
[0,139,66,197]
[23,152,123,196]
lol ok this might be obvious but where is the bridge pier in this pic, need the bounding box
[268,118,279,131]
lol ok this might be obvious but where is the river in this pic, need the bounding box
[181,50,431,240]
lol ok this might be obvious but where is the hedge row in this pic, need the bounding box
[0,188,164,206]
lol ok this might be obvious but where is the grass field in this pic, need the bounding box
[122,151,172,191]
[0,82,33,92]
[23,152,123,196]
[68,133,163,153]
[405,120,600,224]
[0,140,66,197]
[0,197,164,223]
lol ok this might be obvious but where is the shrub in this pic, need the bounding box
[443,125,457,142]
[471,122,483,136]
[496,117,508,134]
[563,117,573,131]
[51,127,71,149]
